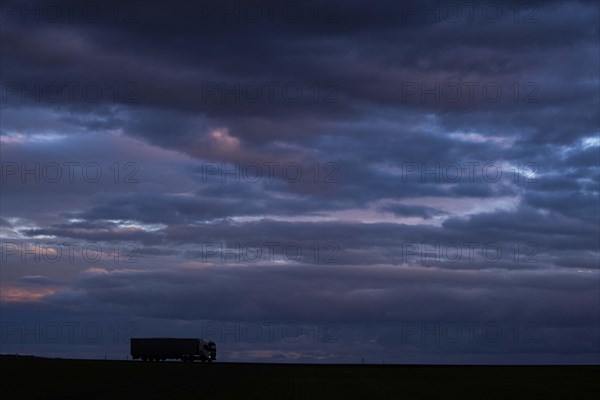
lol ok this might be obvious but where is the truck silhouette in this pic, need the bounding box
[131,338,216,362]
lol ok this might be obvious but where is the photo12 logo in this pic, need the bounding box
[0,1,138,24]
[200,321,339,344]
[1,161,140,184]
[399,81,539,104]
[399,242,540,264]
[196,1,340,24]
[396,1,540,24]
[398,321,542,345]
[199,161,340,184]
[399,162,538,184]
[194,241,340,265]
[1,321,139,344]
[1,81,140,104]
[1,241,140,264]
[199,81,339,104]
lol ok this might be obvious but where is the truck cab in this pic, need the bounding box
[208,341,216,361]
[200,340,217,362]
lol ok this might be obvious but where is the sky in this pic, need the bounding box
[0,0,599,364]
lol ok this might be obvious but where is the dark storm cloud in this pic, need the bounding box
[2,1,598,146]
[56,264,598,324]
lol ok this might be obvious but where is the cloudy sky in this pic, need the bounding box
[0,0,598,364]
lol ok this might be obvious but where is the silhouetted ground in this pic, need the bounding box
[1,355,598,399]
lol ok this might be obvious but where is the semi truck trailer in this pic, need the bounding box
[131,338,216,362]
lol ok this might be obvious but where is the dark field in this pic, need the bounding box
[1,356,598,399]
